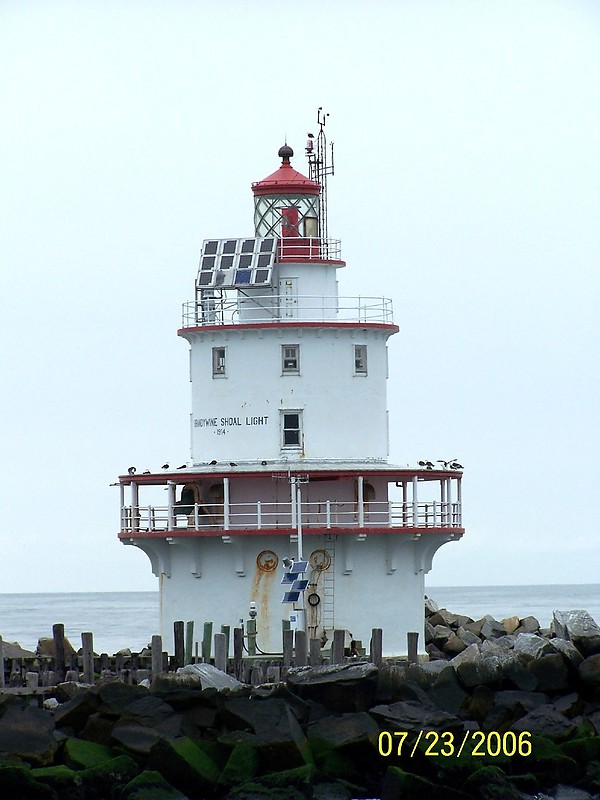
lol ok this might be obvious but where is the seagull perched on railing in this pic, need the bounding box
[418,460,435,469]
[450,461,464,470]
[437,459,455,469]
[161,463,170,470]
[128,466,136,475]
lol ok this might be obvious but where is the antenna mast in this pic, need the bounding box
[306,108,334,252]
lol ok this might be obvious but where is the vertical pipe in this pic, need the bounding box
[246,619,257,657]
[440,478,446,525]
[296,483,303,560]
[223,477,230,530]
[290,477,297,529]
[194,503,199,530]
[456,477,462,525]
[257,500,261,530]
[446,478,452,525]
[357,475,364,527]
[402,481,408,525]
[326,499,331,528]
[407,632,419,664]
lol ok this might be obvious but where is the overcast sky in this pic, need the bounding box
[1,1,598,594]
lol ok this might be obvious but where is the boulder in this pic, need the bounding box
[424,596,440,615]
[429,609,459,628]
[0,641,36,658]
[37,636,76,658]
[457,628,481,648]
[553,610,600,656]
[513,633,556,660]
[479,615,506,640]
[450,643,480,666]
[578,654,600,687]
[175,663,244,691]
[111,723,163,756]
[79,754,140,800]
[120,769,188,800]
[442,633,467,656]
[512,705,579,739]
[455,655,503,688]
[551,638,585,669]
[369,699,462,733]
[515,615,540,634]
[527,654,570,693]
[502,616,521,634]
[307,711,379,749]
[286,663,378,713]
[0,704,58,766]
[148,738,221,798]
[427,665,469,714]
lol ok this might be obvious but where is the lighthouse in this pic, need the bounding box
[118,118,464,656]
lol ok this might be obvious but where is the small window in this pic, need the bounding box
[282,344,300,373]
[354,345,367,375]
[282,411,302,448]
[212,347,226,377]
[304,216,318,237]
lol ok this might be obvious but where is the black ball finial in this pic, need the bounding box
[278,143,293,162]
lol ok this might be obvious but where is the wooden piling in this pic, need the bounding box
[52,623,66,680]
[0,636,4,689]
[220,624,230,659]
[407,631,419,664]
[185,621,194,665]
[233,627,243,680]
[294,630,308,666]
[81,631,94,684]
[214,632,227,673]
[151,635,163,676]
[282,628,294,666]
[370,628,383,667]
[173,621,185,668]
[202,622,213,663]
[332,629,345,665]
[309,638,321,666]
[246,619,257,657]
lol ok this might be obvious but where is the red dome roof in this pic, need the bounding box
[252,157,320,197]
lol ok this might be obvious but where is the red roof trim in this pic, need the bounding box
[178,321,400,337]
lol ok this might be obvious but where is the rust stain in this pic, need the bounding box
[252,550,279,641]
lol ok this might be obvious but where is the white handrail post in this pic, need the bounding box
[357,475,364,527]
[412,475,418,527]
[167,481,176,530]
[446,478,452,527]
[119,483,125,531]
[131,482,139,532]
[223,477,230,530]
[194,502,199,530]
[326,499,331,529]
[290,477,297,529]
[457,477,462,525]
[257,500,262,530]
[296,482,303,561]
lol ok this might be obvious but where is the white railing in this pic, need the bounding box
[277,237,341,261]
[181,295,394,327]
[121,500,462,534]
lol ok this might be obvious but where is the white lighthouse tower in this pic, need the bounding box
[118,119,464,656]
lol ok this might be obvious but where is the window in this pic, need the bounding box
[282,411,302,448]
[304,216,318,237]
[354,344,367,375]
[282,344,300,373]
[212,347,226,377]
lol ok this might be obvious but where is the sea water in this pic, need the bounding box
[0,584,598,655]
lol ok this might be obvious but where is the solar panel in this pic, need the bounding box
[282,591,301,603]
[291,579,309,592]
[289,560,308,574]
[196,238,276,289]
[281,573,296,585]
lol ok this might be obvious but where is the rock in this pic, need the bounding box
[36,636,76,658]
[578,654,600,686]
[406,660,450,689]
[427,664,469,714]
[424,596,440,615]
[424,621,437,644]
[552,786,596,800]
[94,680,148,714]
[463,619,484,637]
[462,765,523,799]
[174,663,244,691]
[307,711,378,749]
[455,655,503,688]
[111,723,163,756]
[148,738,221,799]
[450,643,480,666]
[381,765,471,800]
[120,769,188,800]
[553,610,600,655]
[463,685,495,724]
[551,638,585,669]
[442,633,467,656]
[218,741,260,788]
[0,704,58,766]
[480,615,506,640]
[502,616,521,634]
[63,737,122,770]
[79,754,140,800]
[512,705,579,739]
[429,609,459,627]
[431,624,453,647]
[0,764,57,799]
[457,628,481,648]
[513,633,556,660]
[30,765,84,800]
[53,689,102,733]
[527,654,570,693]
[483,689,549,732]
[369,699,462,733]
[0,641,36,658]
[286,662,378,713]
[516,615,541,634]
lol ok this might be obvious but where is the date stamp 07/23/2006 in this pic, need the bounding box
[378,730,533,759]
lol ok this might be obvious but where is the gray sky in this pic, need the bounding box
[1,1,598,592]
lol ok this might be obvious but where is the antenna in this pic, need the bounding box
[306,107,334,255]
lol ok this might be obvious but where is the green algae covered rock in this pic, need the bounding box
[63,737,123,770]
[258,763,314,790]
[120,769,190,799]
[79,754,140,800]
[148,737,221,797]
[31,765,84,800]
[462,765,523,799]
[0,764,58,800]
[511,733,580,786]
[219,741,260,787]
[224,783,306,800]
[380,765,471,800]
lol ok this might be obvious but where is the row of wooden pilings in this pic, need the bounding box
[0,622,420,689]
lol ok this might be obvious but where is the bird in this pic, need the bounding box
[437,459,454,469]
[128,466,136,475]
[209,459,217,466]
[261,460,267,466]
[229,462,237,467]
[418,461,434,470]
[161,463,169,470]
[109,482,119,487]
[143,470,151,475]
[177,464,187,469]
[450,461,464,470]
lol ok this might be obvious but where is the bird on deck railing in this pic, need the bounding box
[437,459,455,469]
[143,470,151,475]
[177,464,187,469]
[161,463,169,470]
[128,466,136,475]
[418,460,435,469]
[450,461,464,470]
[209,460,218,465]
